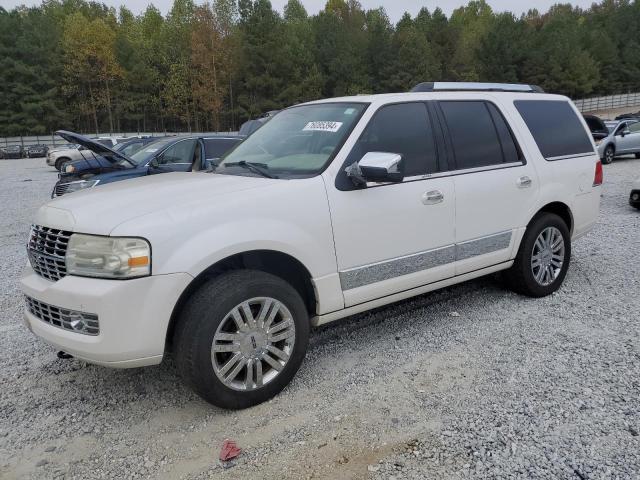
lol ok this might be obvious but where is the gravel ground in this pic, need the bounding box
[0,157,639,480]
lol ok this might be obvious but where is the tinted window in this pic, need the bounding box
[487,103,522,164]
[352,103,438,176]
[515,100,594,160]
[440,101,505,169]
[204,138,241,159]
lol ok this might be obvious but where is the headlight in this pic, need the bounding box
[65,164,76,173]
[61,179,100,194]
[66,234,151,279]
[595,139,603,146]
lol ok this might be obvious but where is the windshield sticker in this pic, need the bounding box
[344,108,356,115]
[145,148,159,153]
[303,121,343,133]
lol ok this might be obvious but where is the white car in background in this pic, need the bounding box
[47,138,125,171]
[22,83,602,409]
[596,119,640,164]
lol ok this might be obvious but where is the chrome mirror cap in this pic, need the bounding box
[346,152,404,186]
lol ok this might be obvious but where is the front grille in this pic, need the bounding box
[25,296,99,335]
[53,183,71,197]
[27,225,72,281]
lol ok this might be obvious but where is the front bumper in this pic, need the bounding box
[20,266,193,367]
[630,190,640,208]
[46,156,55,166]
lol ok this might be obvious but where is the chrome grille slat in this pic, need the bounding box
[24,296,99,335]
[28,224,72,281]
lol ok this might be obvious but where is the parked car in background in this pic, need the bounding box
[1,145,25,159]
[47,144,87,170]
[93,137,127,148]
[615,111,640,121]
[52,131,242,197]
[113,136,160,157]
[21,83,602,409]
[596,119,640,164]
[630,176,640,209]
[26,144,48,158]
[238,111,280,137]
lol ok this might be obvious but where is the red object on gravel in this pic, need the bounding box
[219,439,242,461]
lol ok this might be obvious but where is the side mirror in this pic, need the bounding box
[346,152,404,186]
[203,158,219,171]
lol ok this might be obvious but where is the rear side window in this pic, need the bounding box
[440,101,516,169]
[352,102,438,176]
[204,138,241,159]
[514,100,594,160]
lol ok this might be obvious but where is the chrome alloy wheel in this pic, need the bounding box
[211,297,296,391]
[531,226,565,286]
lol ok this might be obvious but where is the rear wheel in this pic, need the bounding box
[174,270,310,409]
[504,213,571,297]
[54,157,70,171]
[602,145,615,164]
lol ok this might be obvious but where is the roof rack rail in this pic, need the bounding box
[411,82,544,93]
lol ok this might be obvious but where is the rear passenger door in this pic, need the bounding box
[437,100,538,275]
[326,102,456,307]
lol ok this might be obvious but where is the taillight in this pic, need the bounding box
[593,160,603,186]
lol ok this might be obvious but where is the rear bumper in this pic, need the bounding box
[20,266,193,368]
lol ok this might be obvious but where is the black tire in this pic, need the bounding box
[504,213,571,297]
[54,157,70,171]
[602,145,615,164]
[174,270,310,409]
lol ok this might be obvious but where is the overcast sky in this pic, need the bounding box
[3,0,597,20]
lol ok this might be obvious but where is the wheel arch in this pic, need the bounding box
[165,249,317,352]
[529,201,574,235]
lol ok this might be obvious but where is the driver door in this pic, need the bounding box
[325,102,456,307]
[616,121,640,154]
[149,138,198,174]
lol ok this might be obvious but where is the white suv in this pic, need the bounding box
[21,83,602,409]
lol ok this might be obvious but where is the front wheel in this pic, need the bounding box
[504,213,571,297]
[174,270,310,409]
[602,145,615,164]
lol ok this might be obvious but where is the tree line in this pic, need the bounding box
[1,0,639,136]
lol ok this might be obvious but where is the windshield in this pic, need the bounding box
[217,103,367,178]
[128,138,176,165]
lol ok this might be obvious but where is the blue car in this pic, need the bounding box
[52,131,243,197]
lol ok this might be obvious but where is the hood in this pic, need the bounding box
[60,155,120,178]
[39,172,278,235]
[56,130,134,166]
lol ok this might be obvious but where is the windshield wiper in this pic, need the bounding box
[223,161,278,179]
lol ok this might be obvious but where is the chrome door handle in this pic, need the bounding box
[422,190,444,205]
[517,176,532,188]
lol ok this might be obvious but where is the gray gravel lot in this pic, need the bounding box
[1,157,639,480]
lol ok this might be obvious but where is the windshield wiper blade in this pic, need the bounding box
[224,161,277,179]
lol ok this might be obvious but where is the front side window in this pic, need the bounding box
[439,101,508,170]
[204,138,241,159]
[157,139,197,165]
[349,102,438,177]
[217,103,367,178]
[628,122,640,133]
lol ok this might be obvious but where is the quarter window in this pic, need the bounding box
[514,100,594,160]
[439,101,511,170]
[350,102,438,176]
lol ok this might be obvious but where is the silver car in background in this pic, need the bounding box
[597,119,640,164]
